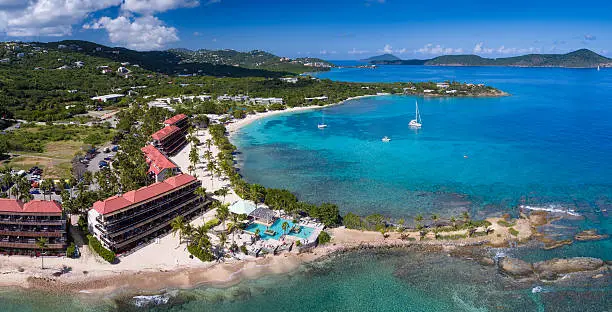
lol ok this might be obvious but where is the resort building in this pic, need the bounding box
[91,94,124,103]
[280,77,298,83]
[141,144,180,182]
[249,97,284,105]
[88,174,208,254]
[0,199,67,256]
[304,96,328,102]
[163,114,190,133]
[151,125,187,156]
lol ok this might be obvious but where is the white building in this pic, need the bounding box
[117,67,130,74]
[250,97,284,105]
[280,77,298,83]
[91,94,124,103]
[436,82,450,89]
[305,96,328,102]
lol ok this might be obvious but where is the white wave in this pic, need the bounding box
[520,205,581,216]
[531,286,544,293]
[132,294,171,307]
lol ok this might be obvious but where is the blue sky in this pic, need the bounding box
[0,0,610,59]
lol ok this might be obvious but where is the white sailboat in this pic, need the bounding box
[381,136,391,142]
[597,65,601,71]
[317,112,327,129]
[408,100,422,128]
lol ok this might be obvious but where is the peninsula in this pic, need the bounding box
[366,49,612,68]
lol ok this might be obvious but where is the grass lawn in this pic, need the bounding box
[1,140,85,179]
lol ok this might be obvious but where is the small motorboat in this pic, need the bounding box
[381,136,391,142]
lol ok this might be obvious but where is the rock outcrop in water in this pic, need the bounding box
[499,258,534,278]
[498,257,607,281]
[574,229,609,241]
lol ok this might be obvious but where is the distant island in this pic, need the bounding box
[360,53,401,62]
[365,49,612,68]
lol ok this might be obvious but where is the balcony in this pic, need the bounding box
[0,218,65,226]
[107,196,203,238]
[114,202,203,250]
[0,241,67,249]
[0,230,65,237]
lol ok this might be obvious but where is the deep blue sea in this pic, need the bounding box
[2,65,610,311]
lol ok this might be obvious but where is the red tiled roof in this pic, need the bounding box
[0,199,62,214]
[141,144,177,175]
[151,125,181,141]
[24,200,63,214]
[164,114,187,126]
[0,198,24,213]
[92,174,198,215]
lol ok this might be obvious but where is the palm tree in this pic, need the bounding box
[205,138,212,151]
[216,203,230,232]
[415,214,423,222]
[249,184,265,208]
[281,221,289,235]
[36,237,48,269]
[206,161,216,188]
[217,186,229,203]
[170,216,186,246]
[227,213,241,245]
[68,176,77,197]
[40,179,51,201]
[192,225,210,248]
[254,228,261,240]
[194,186,207,214]
[15,176,32,202]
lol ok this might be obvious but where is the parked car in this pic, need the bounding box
[104,157,112,161]
[98,160,108,168]
[111,145,119,152]
[29,189,40,195]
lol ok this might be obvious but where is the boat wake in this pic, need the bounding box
[519,205,581,217]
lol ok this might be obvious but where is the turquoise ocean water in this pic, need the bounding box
[1,65,610,311]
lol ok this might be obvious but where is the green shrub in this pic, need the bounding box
[508,227,519,236]
[205,218,220,229]
[317,231,331,245]
[497,220,515,227]
[66,242,76,258]
[87,235,115,263]
[240,245,248,254]
[295,240,302,247]
[187,243,214,262]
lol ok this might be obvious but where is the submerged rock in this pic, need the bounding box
[574,229,609,241]
[498,257,534,278]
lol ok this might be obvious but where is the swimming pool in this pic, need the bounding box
[245,218,315,241]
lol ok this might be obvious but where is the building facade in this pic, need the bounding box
[0,199,67,256]
[151,125,187,155]
[88,174,208,254]
[163,114,190,133]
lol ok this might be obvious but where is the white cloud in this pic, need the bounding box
[319,50,336,55]
[378,44,409,54]
[85,15,179,50]
[348,48,369,55]
[496,46,541,55]
[0,0,121,36]
[415,44,463,55]
[473,42,493,54]
[122,0,199,15]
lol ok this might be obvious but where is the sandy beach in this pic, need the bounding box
[225,94,387,136]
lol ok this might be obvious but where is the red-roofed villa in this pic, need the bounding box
[141,144,180,182]
[87,174,209,253]
[0,199,67,255]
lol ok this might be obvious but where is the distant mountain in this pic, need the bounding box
[361,54,401,62]
[369,49,612,68]
[34,40,331,77]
